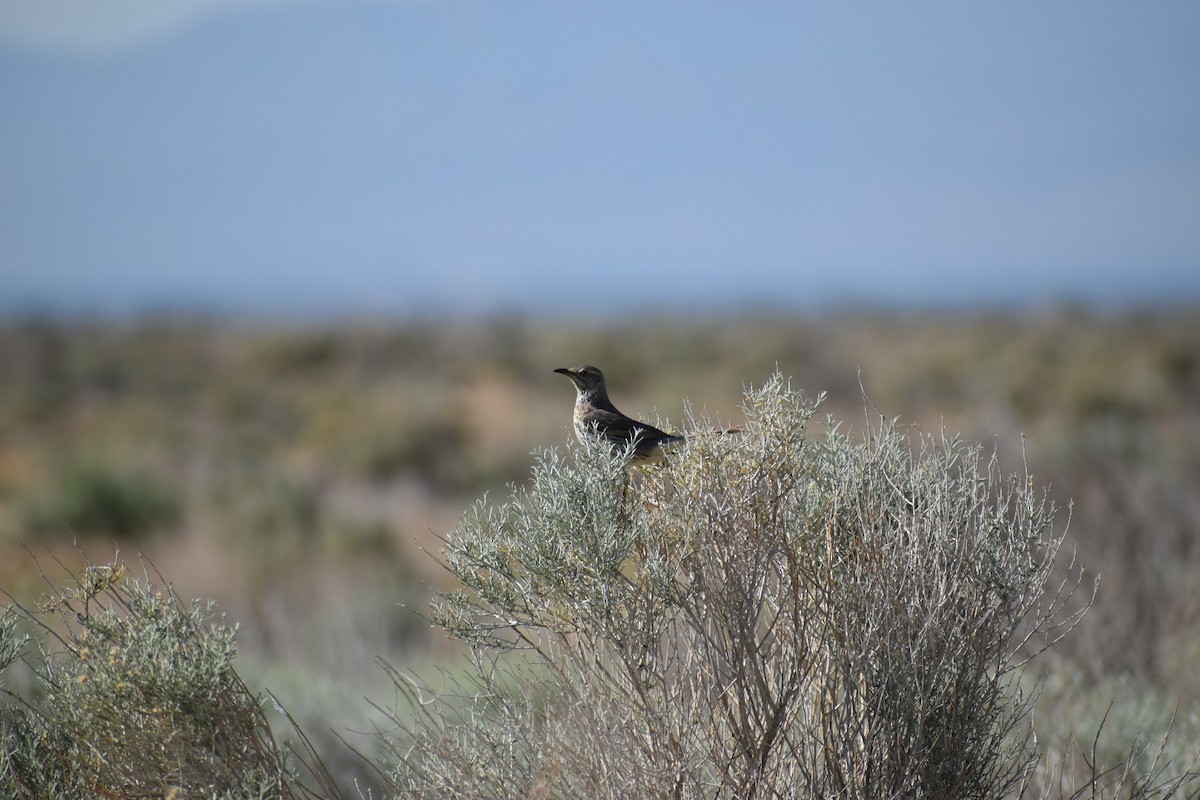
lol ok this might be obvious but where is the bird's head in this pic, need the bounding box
[554,365,607,396]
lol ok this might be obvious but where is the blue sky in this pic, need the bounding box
[2,1,1198,317]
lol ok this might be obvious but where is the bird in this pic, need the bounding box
[554,365,686,465]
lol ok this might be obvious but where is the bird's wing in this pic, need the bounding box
[580,408,676,447]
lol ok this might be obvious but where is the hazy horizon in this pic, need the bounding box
[3,1,1198,317]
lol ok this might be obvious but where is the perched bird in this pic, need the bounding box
[554,365,685,465]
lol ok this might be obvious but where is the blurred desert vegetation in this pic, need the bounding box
[1,308,1198,794]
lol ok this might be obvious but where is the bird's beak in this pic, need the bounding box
[553,368,572,376]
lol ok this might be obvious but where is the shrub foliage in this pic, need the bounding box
[0,557,335,799]
[380,374,1087,799]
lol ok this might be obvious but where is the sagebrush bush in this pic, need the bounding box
[0,556,336,800]
[378,373,1093,799]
